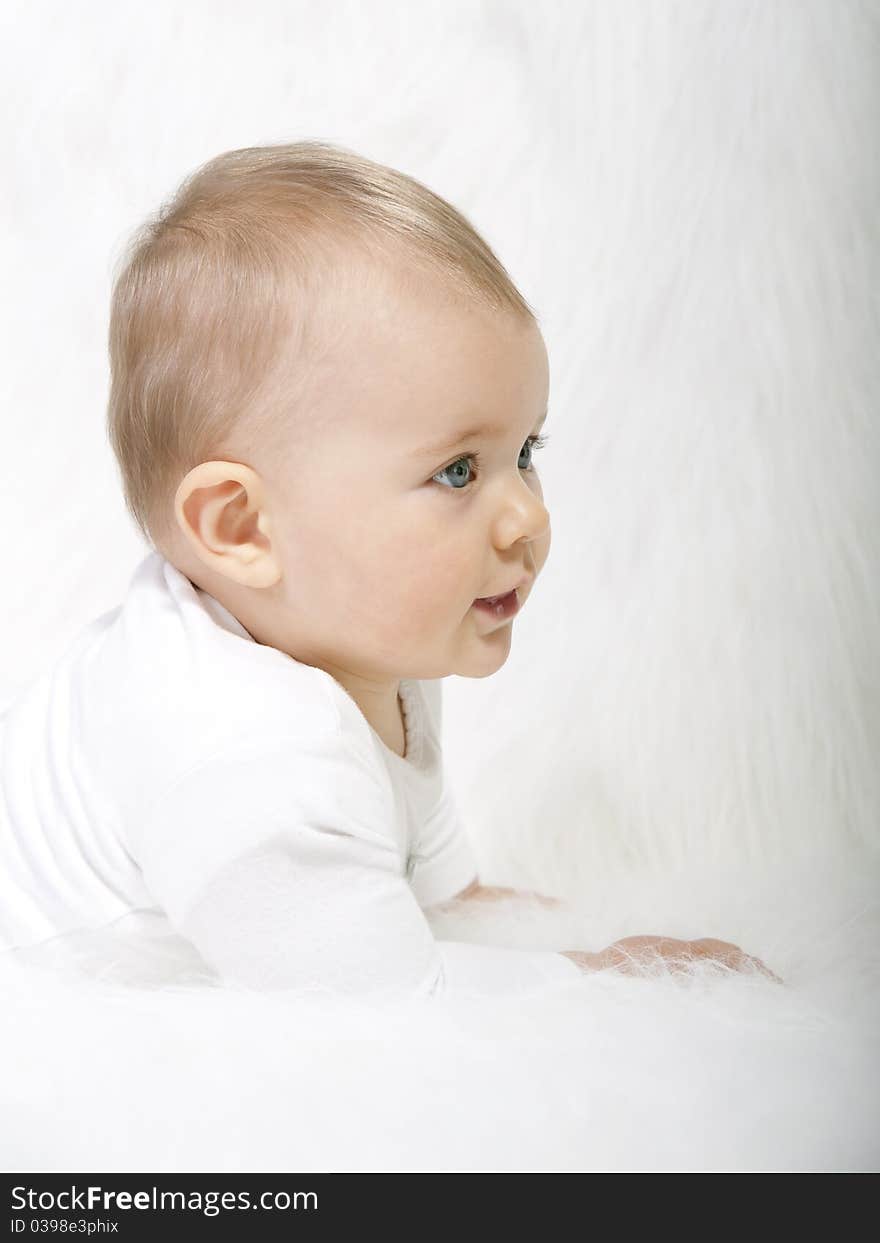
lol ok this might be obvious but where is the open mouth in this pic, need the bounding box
[472,588,520,619]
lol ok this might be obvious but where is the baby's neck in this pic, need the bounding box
[359,688,407,758]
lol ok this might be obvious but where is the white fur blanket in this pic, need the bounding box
[2,845,877,1172]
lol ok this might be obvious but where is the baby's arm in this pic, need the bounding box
[130,736,581,1000]
[446,883,781,981]
[176,845,580,998]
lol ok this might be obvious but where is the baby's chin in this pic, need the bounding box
[450,617,515,677]
[387,605,517,680]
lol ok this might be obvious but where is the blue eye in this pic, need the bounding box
[432,433,549,492]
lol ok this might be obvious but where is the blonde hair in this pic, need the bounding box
[106,140,537,553]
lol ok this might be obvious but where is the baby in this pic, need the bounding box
[0,141,777,997]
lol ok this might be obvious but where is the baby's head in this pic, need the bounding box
[107,141,551,694]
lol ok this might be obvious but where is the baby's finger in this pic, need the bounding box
[750,956,783,984]
[692,939,782,983]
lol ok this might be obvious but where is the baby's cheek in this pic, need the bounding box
[395,566,456,635]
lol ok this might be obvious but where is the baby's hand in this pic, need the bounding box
[563,935,782,982]
[447,882,565,909]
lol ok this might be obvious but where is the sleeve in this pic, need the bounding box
[405,782,480,908]
[131,734,580,1000]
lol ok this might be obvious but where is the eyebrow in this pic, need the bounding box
[412,408,548,459]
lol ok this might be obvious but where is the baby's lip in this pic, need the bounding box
[475,573,533,602]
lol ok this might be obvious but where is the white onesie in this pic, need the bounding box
[0,552,580,998]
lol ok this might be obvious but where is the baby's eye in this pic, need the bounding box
[431,434,549,492]
[433,454,479,490]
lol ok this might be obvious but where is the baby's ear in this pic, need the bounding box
[173,461,282,589]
